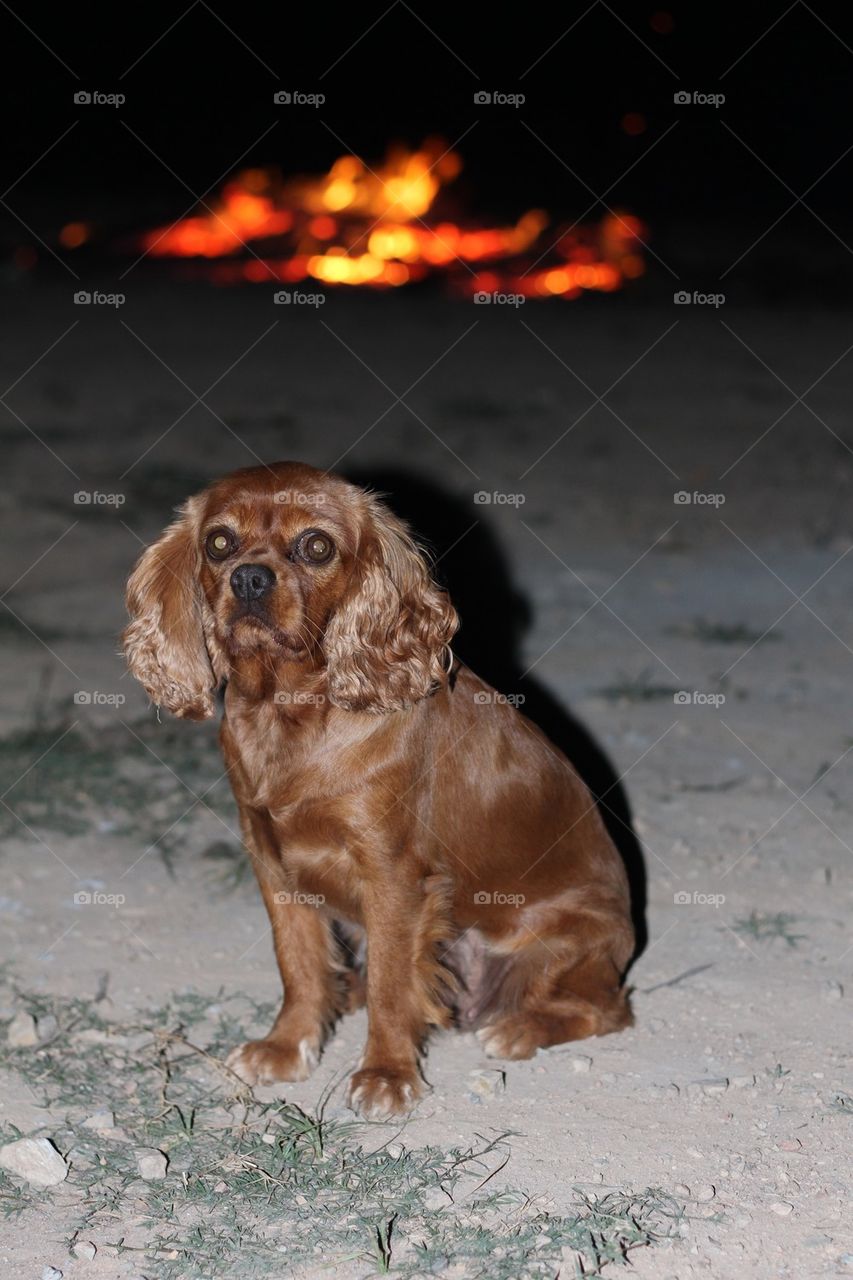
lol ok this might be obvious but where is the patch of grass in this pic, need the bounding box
[732,911,805,948]
[201,840,253,892]
[0,983,683,1279]
[666,618,780,645]
[0,716,235,865]
[597,671,681,703]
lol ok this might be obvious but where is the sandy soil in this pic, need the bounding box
[1,283,851,1277]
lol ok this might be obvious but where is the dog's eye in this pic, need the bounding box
[296,529,335,565]
[205,528,238,560]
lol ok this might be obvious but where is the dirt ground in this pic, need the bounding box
[1,283,851,1277]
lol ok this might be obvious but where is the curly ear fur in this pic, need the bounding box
[122,497,221,720]
[325,496,459,714]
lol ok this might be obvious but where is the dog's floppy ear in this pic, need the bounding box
[122,497,221,720]
[325,496,459,713]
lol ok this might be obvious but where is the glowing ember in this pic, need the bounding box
[141,140,646,298]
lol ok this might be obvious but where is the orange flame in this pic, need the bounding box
[142,141,645,298]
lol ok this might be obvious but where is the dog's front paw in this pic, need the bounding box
[476,1015,542,1060]
[227,1036,319,1085]
[347,1066,424,1119]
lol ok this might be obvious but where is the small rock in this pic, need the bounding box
[731,1074,756,1089]
[42,1269,63,1280]
[778,1138,802,1152]
[261,1134,276,1145]
[468,1068,506,1099]
[386,1143,403,1159]
[570,1055,593,1073]
[770,1201,793,1216]
[701,1078,729,1096]
[695,1183,716,1202]
[821,980,844,1002]
[213,1180,227,1193]
[0,1137,68,1186]
[37,1014,58,1042]
[6,1010,38,1047]
[72,1241,97,1261]
[136,1148,168,1181]
[82,1108,115,1132]
[674,1183,691,1197]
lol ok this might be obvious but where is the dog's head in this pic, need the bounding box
[123,461,458,718]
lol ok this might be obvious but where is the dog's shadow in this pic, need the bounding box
[347,466,648,960]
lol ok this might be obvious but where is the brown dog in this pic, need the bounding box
[123,461,634,1117]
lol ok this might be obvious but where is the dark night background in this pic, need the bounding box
[3,2,852,291]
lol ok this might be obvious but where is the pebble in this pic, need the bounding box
[702,1078,729,1096]
[731,1075,756,1089]
[695,1183,716,1202]
[821,980,844,1002]
[674,1183,691,1197]
[136,1148,168,1181]
[778,1138,802,1152]
[468,1069,506,1099]
[82,1108,115,1132]
[72,1241,97,1261]
[6,1010,38,1047]
[570,1055,593,1073]
[0,1137,68,1186]
[42,1269,63,1280]
[37,1014,58,1042]
[770,1201,794,1216]
[386,1143,403,1159]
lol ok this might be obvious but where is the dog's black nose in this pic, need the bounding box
[231,563,275,602]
